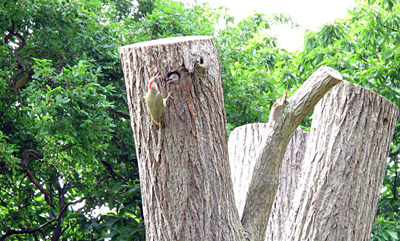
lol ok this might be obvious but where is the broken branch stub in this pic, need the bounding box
[240,66,342,240]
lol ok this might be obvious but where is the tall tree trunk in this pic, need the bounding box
[282,81,399,240]
[119,36,245,240]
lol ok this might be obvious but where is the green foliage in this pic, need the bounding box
[214,14,326,129]
[372,215,400,241]
[26,59,116,158]
[217,13,300,127]
[0,130,20,166]
[0,0,143,239]
[121,0,224,42]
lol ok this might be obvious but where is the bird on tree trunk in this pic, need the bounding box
[145,74,173,127]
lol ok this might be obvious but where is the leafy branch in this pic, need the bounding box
[0,198,86,241]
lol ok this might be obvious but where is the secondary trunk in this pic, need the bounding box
[228,82,398,241]
[229,126,309,240]
[282,81,399,240]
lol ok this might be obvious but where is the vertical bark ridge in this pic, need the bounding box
[284,81,398,240]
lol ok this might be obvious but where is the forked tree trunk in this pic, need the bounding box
[238,66,341,240]
[119,36,396,240]
[229,81,398,241]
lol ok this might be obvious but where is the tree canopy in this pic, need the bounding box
[1,0,399,240]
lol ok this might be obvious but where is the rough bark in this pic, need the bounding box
[228,127,310,219]
[119,36,344,240]
[228,123,270,217]
[283,81,399,240]
[119,36,245,240]
[265,128,309,240]
[240,66,342,240]
[228,126,309,241]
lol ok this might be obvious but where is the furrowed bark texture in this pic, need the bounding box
[228,126,309,241]
[228,123,269,217]
[265,128,309,241]
[228,126,308,217]
[240,66,342,240]
[283,81,399,240]
[119,36,244,240]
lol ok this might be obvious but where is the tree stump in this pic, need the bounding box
[119,36,244,240]
[229,80,398,240]
[282,80,399,240]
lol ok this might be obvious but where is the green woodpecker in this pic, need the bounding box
[145,74,172,126]
[166,73,180,84]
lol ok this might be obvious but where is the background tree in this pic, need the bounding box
[0,0,154,239]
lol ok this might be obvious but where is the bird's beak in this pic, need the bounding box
[153,73,160,83]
